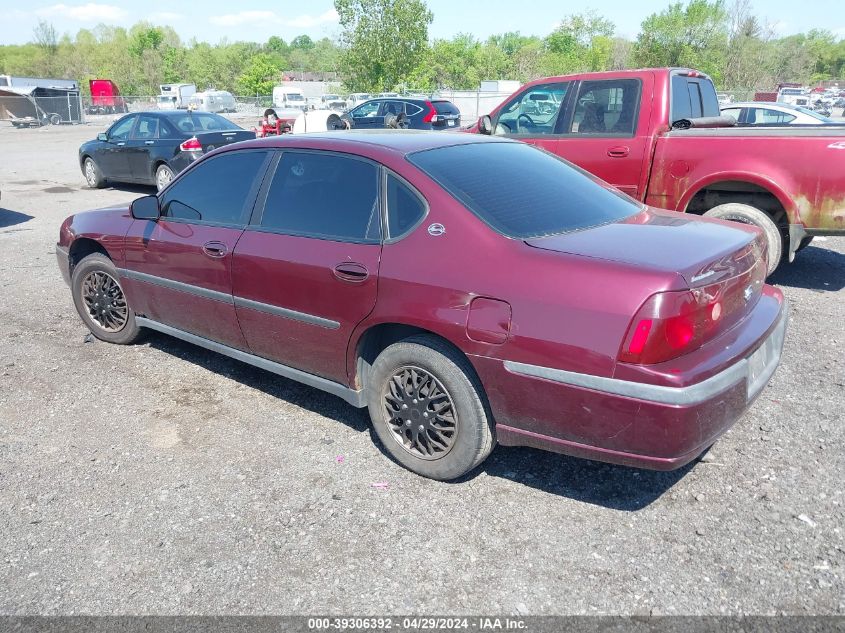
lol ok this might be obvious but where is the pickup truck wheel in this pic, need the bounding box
[367,335,495,481]
[71,253,143,345]
[703,203,782,276]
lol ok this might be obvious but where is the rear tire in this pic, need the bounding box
[703,203,782,276]
[367,335,495,481]
[155,164,174,192]
[71,253,143,345]
[83,157,105,189]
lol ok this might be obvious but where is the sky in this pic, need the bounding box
[0,0,842,46]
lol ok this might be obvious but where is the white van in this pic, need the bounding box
[159,83,196,110]
[189,90,236,113]
[272,86,307,111]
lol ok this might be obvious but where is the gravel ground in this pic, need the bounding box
[0,121,843,616]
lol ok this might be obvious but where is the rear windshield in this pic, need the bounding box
[433,101,459,115]
[166,112,241,133]
[408,142,640,239]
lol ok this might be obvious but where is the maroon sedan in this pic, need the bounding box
[56,131,787,480]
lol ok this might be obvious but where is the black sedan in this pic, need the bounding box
[344,98,461,130]
[79,111,255,191]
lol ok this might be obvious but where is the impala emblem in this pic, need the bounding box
[427,223,446,236]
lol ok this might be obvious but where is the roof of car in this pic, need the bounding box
[240,129,509,155]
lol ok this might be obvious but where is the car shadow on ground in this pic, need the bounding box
[0,207,35,229]
[144,330,691,511]
[770,243,845,292]
[104,183,157,196]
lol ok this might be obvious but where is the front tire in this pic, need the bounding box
[83,157,105,189]
[367,335,495,481]
[155,164,174,192]
[703,203,783,276]
[71,253,143,345]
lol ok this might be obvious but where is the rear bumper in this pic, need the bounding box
[472,294,788,470]
[56,245,71,286]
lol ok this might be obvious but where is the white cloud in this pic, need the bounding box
[209,8,338,28]
[35,3,127,22]
[285,9,339,28]
[150,12,184,23]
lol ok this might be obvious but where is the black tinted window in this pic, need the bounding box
[161,151,268,224]
[672,76,720,122]
[387,174,426,239]
[409,142,639,239]
[108,115,136,141]
[260,152,380,243]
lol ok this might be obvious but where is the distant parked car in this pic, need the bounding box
[78,111,255,191]
[345,98,461,130]
[721,102,837,125]
[320,94,347,111]
[346,93,371,109]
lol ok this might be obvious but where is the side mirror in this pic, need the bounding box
[130,195,161,221]
[97,132,108,141]
[479,115,493,135]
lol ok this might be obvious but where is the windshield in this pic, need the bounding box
[780,89,804,95]
[324,95,340,100]
[409,142,640,239]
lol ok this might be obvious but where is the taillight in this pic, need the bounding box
[422,101,437,123]
[619,258,765,365]
[179,137,202,152]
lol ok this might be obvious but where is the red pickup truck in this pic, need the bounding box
[474,68,845,275]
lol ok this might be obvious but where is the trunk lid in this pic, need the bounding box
[525,207,765,288]
[194,129,256,152]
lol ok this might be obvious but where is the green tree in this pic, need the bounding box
[236,53,282,95]
[335,0,433,91]
[633,0,729,82]
[290,35,315,50]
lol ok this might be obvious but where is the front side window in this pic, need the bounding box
[133,114,159,140]
[259,152,380,243]
[409,141,639,239]
[570,79,641,135]
[160,151,268,225]
[494,82,569,136]
[352,101,381,118]
[386,174,427,240]
[108,115,136,141]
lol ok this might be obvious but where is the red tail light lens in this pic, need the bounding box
[179,137,202,152]
[422,101,437,124]
[619,259,766,365]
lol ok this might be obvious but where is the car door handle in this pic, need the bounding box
[144,140,154,145]
[202,241,227,258]
[116,141,126,146]
[333,263,369,283]
[607,146,630,158]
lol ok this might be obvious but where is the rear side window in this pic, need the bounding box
[386,174,427,240]
[409,142,639,239]
[168,112,240,134]
[259,152,380,243]
[433,101,459,115]
[133,114,159,140]
[671,75,720,122]
[160,151,268,225]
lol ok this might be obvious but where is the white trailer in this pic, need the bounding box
[158,83,197,110]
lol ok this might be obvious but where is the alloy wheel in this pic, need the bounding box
[85,160,96,187]
[81,270,128,332]
[383,366,458,460]
[156,167,173,191]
